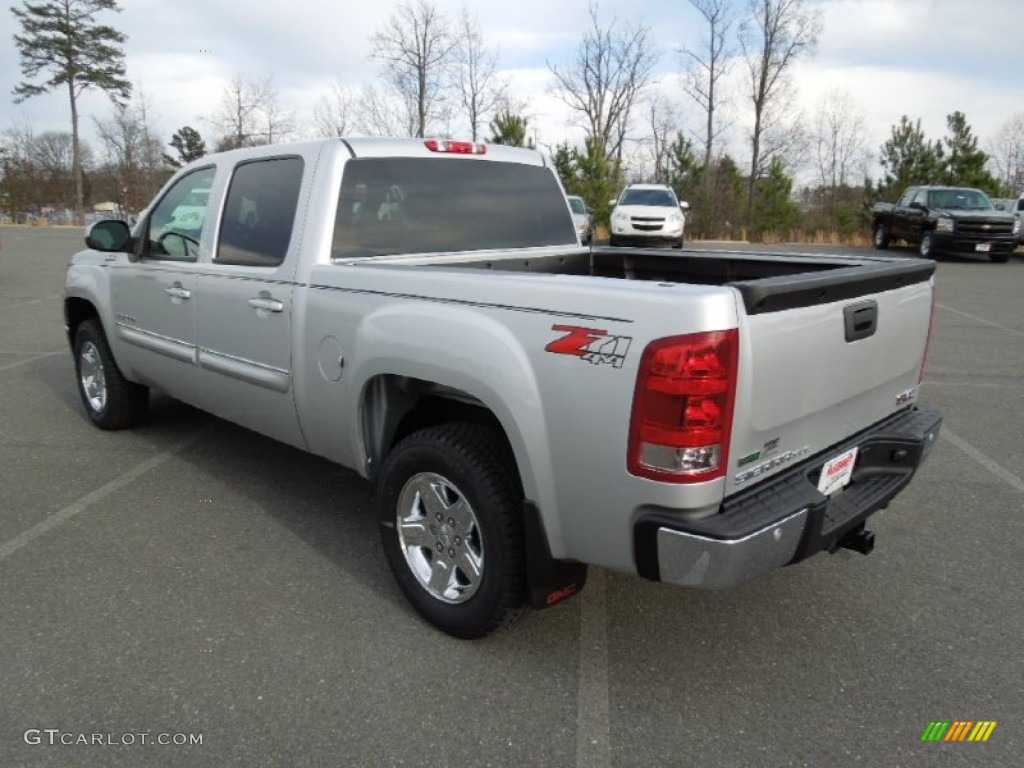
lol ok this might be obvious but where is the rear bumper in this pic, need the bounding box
[634,404,943,589]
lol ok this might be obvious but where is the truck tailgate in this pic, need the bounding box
[726,258,934,494]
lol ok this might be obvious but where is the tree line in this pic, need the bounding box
[4,0,1023,236]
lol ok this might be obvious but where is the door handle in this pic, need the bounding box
[165,286,191,299]
[247,297,284,313]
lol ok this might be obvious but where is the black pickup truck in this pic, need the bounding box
[871,186,1018,262]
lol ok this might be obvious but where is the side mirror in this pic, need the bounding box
[608,199,618,208]
[680,201,690,211]
[85,219,132,252]
[994,202,1006,211]
[908,201,925,211]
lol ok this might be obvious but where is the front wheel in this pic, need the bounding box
[918,232,934,259]
[377,423,527,638]
[73,319,149,430]
[990,251,1010,263]
[673,234,684,249]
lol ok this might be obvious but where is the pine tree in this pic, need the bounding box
[12,0,132,224]
[941,111,998,191]
[164,126,207,169]
[878,116,942,199]
[750,156,801,240]
[489,110,534,148]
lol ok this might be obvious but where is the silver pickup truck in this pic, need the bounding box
[64,138,942,638]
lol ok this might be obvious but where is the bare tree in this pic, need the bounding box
[739,0,821,222]
[370,0,457,138]
[682,0,736,172]
[811,89,868,217]
[93,94,165,212]
[454,7,508,141]
[988,112,1024,194]
[547,3,659,167]
[207,73,275,150]
[356,83,418,137]
[645,96,682,184]
[312,81,356,138]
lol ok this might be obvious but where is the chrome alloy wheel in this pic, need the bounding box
[396,472,484,604]
[79,340,107,413]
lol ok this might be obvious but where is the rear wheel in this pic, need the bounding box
[377,423,526,638]
[73,319,149,430]
[873,223,890,250]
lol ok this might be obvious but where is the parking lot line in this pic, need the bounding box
[576,567,611,768]
[941,428,1024,495]
[0,349,66,373]
[0,294,62,311]
[0,429,208,563]
[936,303,1024,338]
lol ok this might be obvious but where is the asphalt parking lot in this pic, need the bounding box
[1,226,1021,767]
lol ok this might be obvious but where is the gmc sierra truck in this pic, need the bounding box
[64,138,942,638]
[871,185,1018,262]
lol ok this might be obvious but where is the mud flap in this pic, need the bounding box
[523,502,588,608]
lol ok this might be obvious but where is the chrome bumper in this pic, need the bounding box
[656,509,808,589]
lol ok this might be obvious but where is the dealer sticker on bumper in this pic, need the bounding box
[817,446,859,496]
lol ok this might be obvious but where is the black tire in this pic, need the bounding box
[673,235,684,249]
[873,222,890,250]
[377,423,527,638]
[73,319,149,430]
[990,251,1010,263]
[609,234,620,247]
[918,232,934,259]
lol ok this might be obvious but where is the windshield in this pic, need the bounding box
[619,188,676,207]
[927,189,993,210]
[568,197,586,215]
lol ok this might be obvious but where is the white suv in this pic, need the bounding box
[609,184,688,248]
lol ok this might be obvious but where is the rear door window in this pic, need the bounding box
[332,157,575,258]
[216,157,304,267]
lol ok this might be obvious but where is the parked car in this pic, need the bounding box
[608,184,688,248]
[566,195,593,244]
[871,186,1018,262]
[991,197,1023,247]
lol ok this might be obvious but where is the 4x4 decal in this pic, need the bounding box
[545,324,632,368]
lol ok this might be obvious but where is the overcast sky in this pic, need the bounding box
[3,0,1021,181]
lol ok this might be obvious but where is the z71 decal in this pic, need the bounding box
[545,324,632,368]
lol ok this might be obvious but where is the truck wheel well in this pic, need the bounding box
[361,374,515,487]
[65,298,100,345]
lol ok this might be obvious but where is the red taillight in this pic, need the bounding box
[628,330,738,483]
[424,139,486,155]
[919,286,936,383]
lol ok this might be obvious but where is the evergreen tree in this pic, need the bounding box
[489,110,534,148]
[750,156,801,240]
[163,126,207,168]
[11,0,132,224]
[573,136,618,227]
[666,131,708,238]
[878,116,942,199]
[550,142,578,195]
[941,111,998,191]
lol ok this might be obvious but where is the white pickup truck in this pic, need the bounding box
[64,138,942,638]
